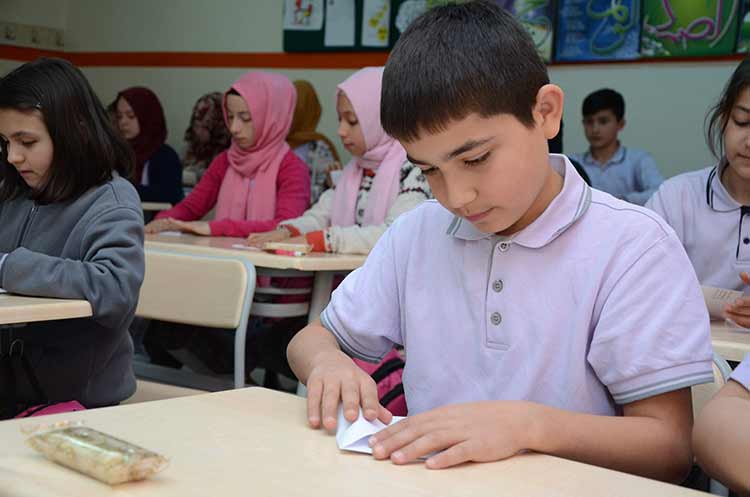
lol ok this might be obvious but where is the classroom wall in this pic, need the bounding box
[2,0,739,178]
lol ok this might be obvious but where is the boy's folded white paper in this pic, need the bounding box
[336,406,405,454]
[158,230,183,237]
[0,287,6,294]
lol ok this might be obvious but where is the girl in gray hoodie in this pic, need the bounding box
[0,58,145,418]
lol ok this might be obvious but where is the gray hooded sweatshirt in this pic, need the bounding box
[0,177,144,407]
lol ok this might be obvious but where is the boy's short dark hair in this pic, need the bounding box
[582,88,625,121]
[0,57,134,204]
[381,1,549,142]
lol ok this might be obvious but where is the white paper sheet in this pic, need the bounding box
[336,406,405,454]
[702,285,744,320]
[230,244,262,251]
[0,288,7,294]
[361,0,390,47]
[158,230,183,237]
[324,0,355,47]
[284,0,324,30]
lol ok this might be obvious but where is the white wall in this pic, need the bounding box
[2,0,68,30]
[2,0,738,178]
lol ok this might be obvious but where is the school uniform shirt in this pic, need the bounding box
[282,162,431,255]
[321,154,713,416]
[730,354,750,391]
[646,162,750,291]
[570,145,663,205]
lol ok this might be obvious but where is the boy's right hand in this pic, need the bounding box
[306,350,392,431]
[246,228,291,247]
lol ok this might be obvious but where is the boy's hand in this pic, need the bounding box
[369,401,537,469]
[246,228,291,247]
[724,272,750,327]
[306,350,392,431]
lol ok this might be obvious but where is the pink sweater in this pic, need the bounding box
[157,150,310,237]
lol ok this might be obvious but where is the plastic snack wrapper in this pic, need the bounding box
[22,420,168,485]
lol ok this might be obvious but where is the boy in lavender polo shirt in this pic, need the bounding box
[287,2,712,482]
[693,354,750,493]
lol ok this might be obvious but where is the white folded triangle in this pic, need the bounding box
[335,406,405,454]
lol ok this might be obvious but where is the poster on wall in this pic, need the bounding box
[494,0,555,62]
[362,0,391,47]
[283,0,325,30]
[737,0,750,52]
[555,0,641,61]
[641,0,741,57]
[325,0,356,46]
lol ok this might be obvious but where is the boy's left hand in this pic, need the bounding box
[369,401,537,469]
[724,272,750,327]
[169,220,211,236]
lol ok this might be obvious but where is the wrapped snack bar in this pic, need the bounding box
[24,421,168,485]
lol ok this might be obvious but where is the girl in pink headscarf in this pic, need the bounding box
[247,67,431,254]
[145,71,310,237]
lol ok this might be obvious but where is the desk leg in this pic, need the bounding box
[308,271,334,324]
[297,271,335,397]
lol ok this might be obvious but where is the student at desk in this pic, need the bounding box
[288,3,712,482]
[0,58,144,418]
[646,59,750,327]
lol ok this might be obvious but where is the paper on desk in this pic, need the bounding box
[336,406,404,454]
[231,244,261,251]
[0,287,6,294]
[702,286,745,320]
[158,231,183,237]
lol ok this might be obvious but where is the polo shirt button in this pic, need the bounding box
[490,312,502,326]
[744,238,750,245]
[498,242,510,252]
[492,279,504,293]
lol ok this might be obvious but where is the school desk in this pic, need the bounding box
[145,233,366,322]
[141,202,172,212]
[711,320,750,362]
[0,294,92,326]
[0,387,706,497]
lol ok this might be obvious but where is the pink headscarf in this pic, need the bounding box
[215,72,296,221]
[330,67,407,227]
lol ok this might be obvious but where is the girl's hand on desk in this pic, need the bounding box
[169,220,211,236]
[144,218,179,234]
[306,350,392,432]
[246,228,291,247]
[725,271,750,327]
[369,401,535,469]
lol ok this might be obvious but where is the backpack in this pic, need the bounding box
[353,348,406,416]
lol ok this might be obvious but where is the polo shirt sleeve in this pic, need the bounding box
[730,354,750,391]
[624,152,663,206]
[588,231,714,405]
[320,225,403,363]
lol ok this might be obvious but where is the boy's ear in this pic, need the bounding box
[534,84,564,140]
[618,118,626,131]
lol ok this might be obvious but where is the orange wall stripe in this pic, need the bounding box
[1,44,746,69]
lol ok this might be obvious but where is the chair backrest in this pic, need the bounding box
[136,249,255,329]
[692,352,733,419]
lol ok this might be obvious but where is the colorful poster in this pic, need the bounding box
[641,0,741,57]
[737,0,750,52]
[555,0,641,61]
[362,0,391,47]
[495,0,556,62]
[283,0,324,31]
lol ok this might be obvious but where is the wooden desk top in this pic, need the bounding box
[0,388,703,497]
[0,294,92,326]
[141,202,172,212]
[146,233,366,271]
[711,320,750,362]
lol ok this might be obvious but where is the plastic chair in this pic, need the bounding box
[134,249,256,390]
